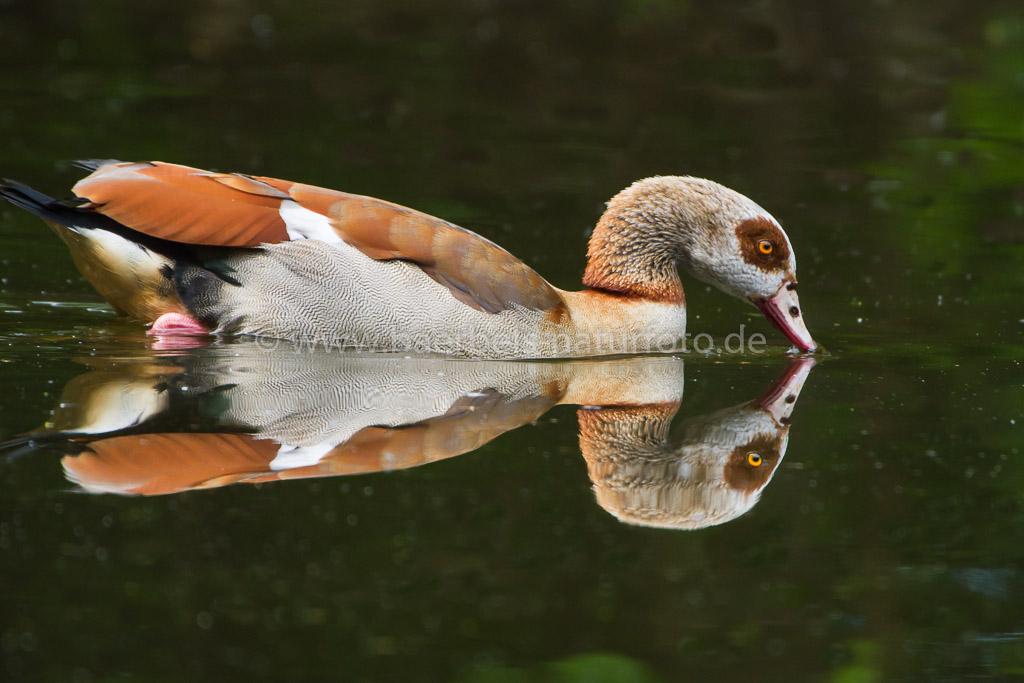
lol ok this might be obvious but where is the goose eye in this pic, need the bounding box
[747,452,763,467]
[757,240,774,255]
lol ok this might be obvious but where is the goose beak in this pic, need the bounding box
[756,283,817,353]
[755,357,816,424]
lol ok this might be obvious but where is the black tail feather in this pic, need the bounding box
[1,177,127,233]
[73,158,123,173]
[0,434,47,461]
[2,158,122,228]
[0,178,61,216]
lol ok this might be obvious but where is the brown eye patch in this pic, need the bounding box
[735,217,791,272]
[724,433,783,493]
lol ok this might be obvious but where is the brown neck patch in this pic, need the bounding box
[578,278,684,305]
[735,217,791,273]
[582,213,685,304]
[723,432,784,493]
[577,402,681,462]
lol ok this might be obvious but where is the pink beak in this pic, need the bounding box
[756,357,816,424]
[756,284,818,353]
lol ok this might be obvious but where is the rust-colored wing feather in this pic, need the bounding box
[288,184,564,313]
[72,160,564,314]
[275,388,557,480]
[73,161,290,247]
[62,433,280,495]
[59,389,558,495]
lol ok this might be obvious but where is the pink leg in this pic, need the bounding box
[147,312,210,336]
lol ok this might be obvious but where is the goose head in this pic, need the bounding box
[584,176,818,352]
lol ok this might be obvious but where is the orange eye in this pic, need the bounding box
[747,452,763,467]
[757,240,774,255]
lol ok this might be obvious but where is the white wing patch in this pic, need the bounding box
[270,441,335,470]
[279,201,342,243]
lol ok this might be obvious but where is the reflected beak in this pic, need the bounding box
[756,284,818,353]
[756,357,816,424]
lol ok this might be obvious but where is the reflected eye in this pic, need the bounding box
[757,240,774,255]
[747,452,763,467]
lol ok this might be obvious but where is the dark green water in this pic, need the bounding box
[2,2,1023,681]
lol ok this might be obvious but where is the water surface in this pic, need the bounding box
[1,2,1023,681]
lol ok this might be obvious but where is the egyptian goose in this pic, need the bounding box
[9,350,811,531]
[0,160,816,356]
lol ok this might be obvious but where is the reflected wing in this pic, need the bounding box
[276,389,555,480]
[60,389,557,496]
[72,160,564,314]
[62,433,280,495]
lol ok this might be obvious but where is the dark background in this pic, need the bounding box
[1,1,1023,681]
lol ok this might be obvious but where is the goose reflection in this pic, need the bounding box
[580,360,812,529]
[9,346,814,530]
